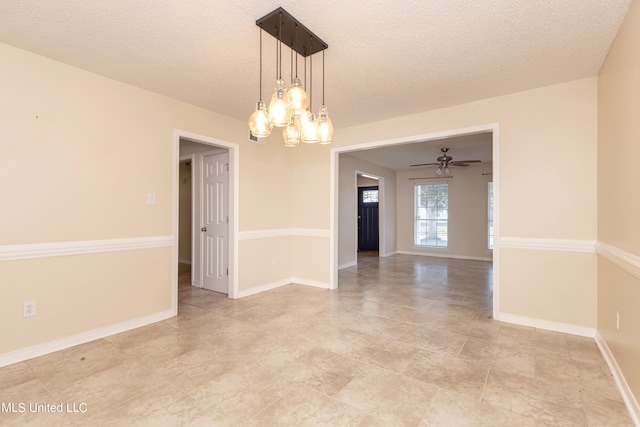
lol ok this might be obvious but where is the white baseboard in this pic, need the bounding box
[498,312,596,338]
[0,309,175,368]
[237,277,331,298]
[292,277,331,290]
[339,252,397,269]
[595,332,640,426]
[339,261,357,270]
[237,279,291,298]
[397,250,492,262]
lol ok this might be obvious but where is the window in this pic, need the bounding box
[488,181,494,250]
[362,189,379,203]
[414,183,448,247]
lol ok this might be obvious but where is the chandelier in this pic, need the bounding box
[248,7,333,146]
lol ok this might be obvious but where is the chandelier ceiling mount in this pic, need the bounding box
[256,7,328,58]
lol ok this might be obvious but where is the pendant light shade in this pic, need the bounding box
[248,100,272,137]
[268,79,292,127]
[248,27,271,137]
[300,112,319,143]
[317,105,333,144]
[316,50,333,145]
[287,77,309,115]
[283,117,301,147]
[300,37,319,144]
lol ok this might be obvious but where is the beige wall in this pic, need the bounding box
[396,162,493,260]
[238,237,293,292]
[597,0,640,410]
[0,42,305,355]
[288,146,333,285]
[292,236,332,285]
[500,249,597,326]
[239,139,295,231]
[0,248,171,352]
[291,147,332,230]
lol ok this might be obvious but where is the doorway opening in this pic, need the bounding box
[330,123,499,316]
[173,130,239,314]
[178,158,193,289]
[357,179,380,255]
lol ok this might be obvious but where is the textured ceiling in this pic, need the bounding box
[344,133,494,171]
[0,1,630,131]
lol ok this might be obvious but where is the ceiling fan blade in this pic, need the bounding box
[409,162,440,167]
[452,160,481,164]
[452,163,470,167]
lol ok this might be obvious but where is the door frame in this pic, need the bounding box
[354,172,384,260]
[357,185,380,252]
[330,123,500,317]
[173,129,239,311]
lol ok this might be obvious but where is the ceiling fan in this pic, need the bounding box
[410,147,481,174]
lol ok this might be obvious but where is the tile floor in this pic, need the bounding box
[0,253,633,426]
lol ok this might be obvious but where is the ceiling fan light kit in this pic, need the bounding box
[248,7,333,146]
[410,147,481,174]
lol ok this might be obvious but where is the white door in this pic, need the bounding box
[201,151,229,293]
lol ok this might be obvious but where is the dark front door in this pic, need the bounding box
[358,186,379,251]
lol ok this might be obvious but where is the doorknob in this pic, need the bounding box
[201,227,207,232]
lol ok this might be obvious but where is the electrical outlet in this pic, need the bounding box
[272,258,277,267]
[616,311,620,330]
[23,300,36,318]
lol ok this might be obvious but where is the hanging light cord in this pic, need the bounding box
[259,27,263,100]
[322,50,325,105]
[309,36,313,111]
[278,12,283,80]
[274,29,279,80]
[294,25,299,78]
